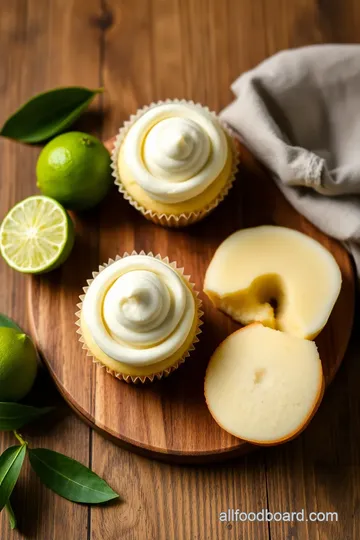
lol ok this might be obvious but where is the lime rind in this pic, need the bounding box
[36,132,112,210]
[0,195,74,274]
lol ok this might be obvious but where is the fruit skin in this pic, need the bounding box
[0,327,38,401]
[0,195,75,275]
[36,132,112,210]
[32,209,75,274]
[37,205,75,274]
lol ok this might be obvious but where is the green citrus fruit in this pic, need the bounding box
[36,132,111,210]
[0,195,74,274]
[0,327,38,401]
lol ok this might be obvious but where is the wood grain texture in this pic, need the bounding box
[0,0,99,538]
[28,137,354,461]
[1,0,360,539]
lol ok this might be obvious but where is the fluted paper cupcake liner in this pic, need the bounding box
[75,251,204,384]
[111,99,239,228]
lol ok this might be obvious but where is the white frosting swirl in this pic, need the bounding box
[82,256,196,367]
[122,103,228,203]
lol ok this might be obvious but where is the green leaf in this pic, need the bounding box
[29,448,118,504]
[0,403,54,431]
[0,314,22,332]
[0,86,103,143]
[0,444,26,511]
[5,500,17,529]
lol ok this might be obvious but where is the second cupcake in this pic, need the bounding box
[111,100,238,227]
[76,252,203,383]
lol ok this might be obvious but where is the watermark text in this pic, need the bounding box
[219,509,338,523]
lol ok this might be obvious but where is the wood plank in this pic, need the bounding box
[91,0,268,537]
[258,1,360,539]
[90,0,265,538]
[90,431,269,540]
[263,82,360,540]
[263,335,360,540]
[266,0,360,540]
[0,0,101,537]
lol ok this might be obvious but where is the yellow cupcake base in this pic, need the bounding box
[75,252,203,384]
[111,100,239,228]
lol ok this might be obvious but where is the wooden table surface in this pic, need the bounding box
[0,1,359,539]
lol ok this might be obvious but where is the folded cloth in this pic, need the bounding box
[220,45,360,277]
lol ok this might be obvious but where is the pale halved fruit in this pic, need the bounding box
[204,226,341,339]
[204,323,324,445]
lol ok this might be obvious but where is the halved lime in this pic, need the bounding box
[0,195,75,274]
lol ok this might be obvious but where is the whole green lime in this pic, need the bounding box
[0,328,38,401]
[36,132,112,210]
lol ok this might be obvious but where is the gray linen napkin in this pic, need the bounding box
[220,45,360,277]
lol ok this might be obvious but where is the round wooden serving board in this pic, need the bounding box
[28,140,355,463]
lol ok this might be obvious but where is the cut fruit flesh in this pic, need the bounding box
[0,195,74,274]
[204,226,342,339]
[204,324,324,445]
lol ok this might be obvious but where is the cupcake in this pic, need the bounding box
[76,252,203,383]
[111,100,239,227]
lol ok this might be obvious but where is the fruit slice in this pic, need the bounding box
[205,324,324,445]
[0,195,74,274]
[204,226,341,339]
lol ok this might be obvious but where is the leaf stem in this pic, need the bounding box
[13,431,27,446]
